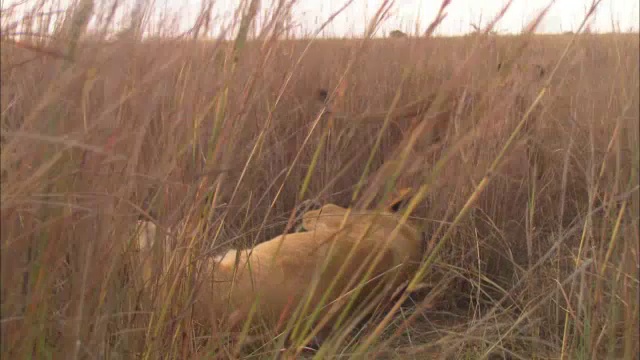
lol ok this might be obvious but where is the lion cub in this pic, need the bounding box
[134,192,423,341]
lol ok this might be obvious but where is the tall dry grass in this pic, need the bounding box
[1,0,638,358]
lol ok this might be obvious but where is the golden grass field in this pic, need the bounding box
[1,1,639,359]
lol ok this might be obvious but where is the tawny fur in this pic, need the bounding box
[134,203,423,337]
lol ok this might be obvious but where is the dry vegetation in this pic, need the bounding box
[1,0,638,359]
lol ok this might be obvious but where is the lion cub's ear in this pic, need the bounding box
[293,199,323,232]
[302,204,349,232]
[387,187,414,213]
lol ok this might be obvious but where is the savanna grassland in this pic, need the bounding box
[1,1,639,359]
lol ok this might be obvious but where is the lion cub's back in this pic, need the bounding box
[302,204,422,262]
[211,230,337,324]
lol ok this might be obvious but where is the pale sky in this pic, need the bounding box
[5,0,640,37]
[291,0,640,36]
